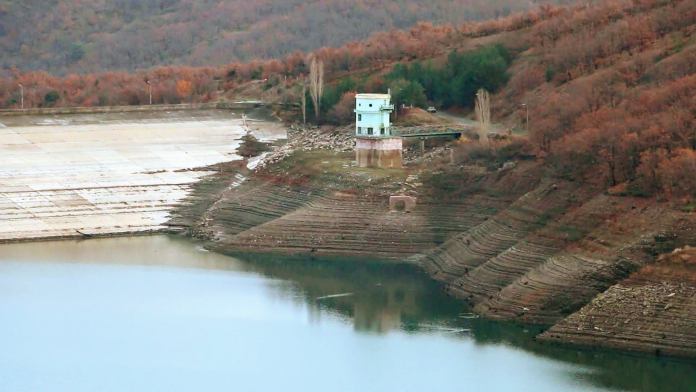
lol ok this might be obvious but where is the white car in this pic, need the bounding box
[427,106,437,113]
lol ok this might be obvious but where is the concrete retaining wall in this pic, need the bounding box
[0,102,267,117]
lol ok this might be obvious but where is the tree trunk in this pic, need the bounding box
[475,88,491,147]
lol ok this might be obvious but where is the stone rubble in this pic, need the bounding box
[255,125,355,169]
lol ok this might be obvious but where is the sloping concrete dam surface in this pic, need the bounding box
[0,110,285,242]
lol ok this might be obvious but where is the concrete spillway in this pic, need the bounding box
[0,110,285,242]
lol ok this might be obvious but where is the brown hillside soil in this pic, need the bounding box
[540,244,696,358]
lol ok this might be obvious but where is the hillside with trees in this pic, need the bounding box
[315,0,696,199]
[0,0,567,74]
[1,0,694,198]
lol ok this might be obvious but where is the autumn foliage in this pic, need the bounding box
[497,0,696,198]
[0,0,566,74]
[0,2,569,109]
[1,0,694,200]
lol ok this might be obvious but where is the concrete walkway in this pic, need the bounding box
[0,110,285,242]
[434,111,507,133]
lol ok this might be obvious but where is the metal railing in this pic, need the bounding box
[392,125,472,138]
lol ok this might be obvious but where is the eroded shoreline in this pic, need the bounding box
[2,110,695,359]
[167,126,696,359]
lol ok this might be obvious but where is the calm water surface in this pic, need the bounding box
[0,236,695,392]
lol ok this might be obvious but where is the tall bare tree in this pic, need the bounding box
[308,56,324,121]
[475,88,491,147]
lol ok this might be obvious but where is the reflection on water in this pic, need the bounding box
[0,235,695,392]
[237,252,467,335]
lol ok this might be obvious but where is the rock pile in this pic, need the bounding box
[256,125,355,169]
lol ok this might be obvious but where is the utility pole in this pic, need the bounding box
[18,83,24,109]
[521,103,529,132]
[145,80,152,105]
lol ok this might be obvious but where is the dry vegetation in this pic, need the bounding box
[2,0,694,200]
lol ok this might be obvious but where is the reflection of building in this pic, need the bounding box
[305,282,420,333]
[354,93,402,168]
[352,286,418,333]
[253,255,436,334]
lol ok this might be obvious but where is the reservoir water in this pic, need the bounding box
[1,235,695,392]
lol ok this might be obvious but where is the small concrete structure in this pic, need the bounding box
[389,195,417,212]
[355,93,393,137]
[354,93,402,168]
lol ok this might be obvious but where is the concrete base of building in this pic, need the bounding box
[355,137,403,168]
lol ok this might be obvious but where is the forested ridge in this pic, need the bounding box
[1,0,694,198]
[0,0,566,74]
[0,3,570,109]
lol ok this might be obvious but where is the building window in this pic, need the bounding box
[358,114,362,121]
[357,127,362,134]
[367,127,373,135]
[369,103,373,107]
[380,127,385,135]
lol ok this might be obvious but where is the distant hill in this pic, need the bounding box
[0,0,568,74]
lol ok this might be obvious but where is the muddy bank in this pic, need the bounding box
[169,129,696,358]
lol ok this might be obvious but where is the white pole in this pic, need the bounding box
[18,83,24,109]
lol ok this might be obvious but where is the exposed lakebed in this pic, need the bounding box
[0,109,284,242]
[0,235,695,392]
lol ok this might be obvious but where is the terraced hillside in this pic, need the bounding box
[442,194,624,305]
[172,151,541,262]
[170,140,695,357]
[420,180,583,282]
[541,245,696,357]
[419,185,692,325]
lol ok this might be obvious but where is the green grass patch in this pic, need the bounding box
[681,204,696,213]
